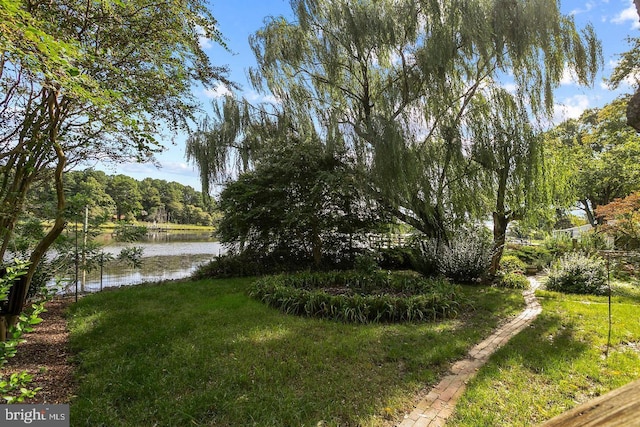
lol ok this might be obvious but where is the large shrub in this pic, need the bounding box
[545,253,608,295]
[249,271,463,323]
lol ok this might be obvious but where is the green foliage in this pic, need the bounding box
[543,235,576,256]
[504,244,553,268]
[546,253,608,295]
[113,223,148,242]
[496,272,530,290]
[0,259,47,403]
[376,247,416,271]
[192,249,328,279]
[353,252,380,275]
[249,271,463,323]
[0,0,229,324]
[544,97,640,222]
[117,247,144,269]
[216,142,387,266]
[415,228,492,283]
[499,255,526,274]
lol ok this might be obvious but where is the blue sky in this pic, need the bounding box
[107,0,640,192]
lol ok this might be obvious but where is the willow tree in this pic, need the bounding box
[469,89,546,275]
[0,0,229,335]
[243,0,600,241]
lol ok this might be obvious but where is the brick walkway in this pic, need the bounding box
[398,276,542,427]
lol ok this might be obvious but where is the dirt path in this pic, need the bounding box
[3,297,76,404]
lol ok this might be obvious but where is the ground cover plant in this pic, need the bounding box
[67,277,523,426]
[447,282,640,426]
[249,271,462,323]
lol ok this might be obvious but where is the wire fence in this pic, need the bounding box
[56,253,214,296]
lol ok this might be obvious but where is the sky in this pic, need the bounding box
[104,0,640,193]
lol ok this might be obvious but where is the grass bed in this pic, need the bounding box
[448,281,640,426]
[249,271,463,323]
[67,278,523,426]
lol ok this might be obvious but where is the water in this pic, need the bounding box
[61,231,226,294]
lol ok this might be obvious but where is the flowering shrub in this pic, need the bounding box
[413,229,492,283]
[545,253,608,295]
[437,230,492,283]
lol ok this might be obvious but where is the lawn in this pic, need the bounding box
[67,277,523,426]
[448,281,640,426]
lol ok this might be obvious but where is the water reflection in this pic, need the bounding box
[61,231,226,294]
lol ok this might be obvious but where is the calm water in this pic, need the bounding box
[61,231,226,294]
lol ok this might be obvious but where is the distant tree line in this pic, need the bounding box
[27,169,216,227]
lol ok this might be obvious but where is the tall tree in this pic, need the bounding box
[0,0,229,333]
[217,141,386,266]
[243,0,600,241]
[545,97,640,225]
[106,175,143,221]
[468,88,546,275]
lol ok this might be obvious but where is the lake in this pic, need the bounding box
[61,231,226,294]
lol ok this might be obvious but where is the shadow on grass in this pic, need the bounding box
[67,279,524,427]
[490,310,589,374]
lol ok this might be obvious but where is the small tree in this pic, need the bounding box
[596,192,640,250]
[0,0,230,334]
[217,142,386,267]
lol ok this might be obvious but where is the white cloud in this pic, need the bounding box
[570,1,595,15]
[560,67,579,86]
[600,80,612,90]
[196,25,214,49]
[246,90,281,104]
[552,94,591,123]
[611,2,640,29]
[502,82,518,94]
[204,84,232,99]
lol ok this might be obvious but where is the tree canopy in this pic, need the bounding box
[544,96,640,225]
[0,0,229,328]
[217,141,387,266]
[188,0,601,271]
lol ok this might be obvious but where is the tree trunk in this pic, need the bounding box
[581,199,596,226]
[0,91,66,340]
[489,212,509,277]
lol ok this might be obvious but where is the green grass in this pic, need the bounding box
[449,281,640,426]
[67,278,523,426]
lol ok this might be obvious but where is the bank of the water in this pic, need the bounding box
[57,231,225,294]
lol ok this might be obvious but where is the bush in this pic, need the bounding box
[412,228,492,283]
[411,239,439,277]
[499,255,526,274]
[437,229,492,283]
[503,244,553,268]
[376,247,415,270]
[248,271,463,323]
[543,235,575,257]
[545,253,608,295]
[496,272,529,289]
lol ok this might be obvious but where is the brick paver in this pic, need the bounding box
[397,276,542,427]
